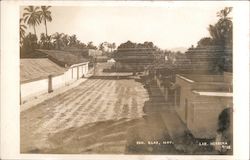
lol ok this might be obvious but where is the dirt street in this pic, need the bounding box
[21,64,177,154]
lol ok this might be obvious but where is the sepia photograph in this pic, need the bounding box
[1,1,250,160]
[19,3,234,155]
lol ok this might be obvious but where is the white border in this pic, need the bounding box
[1,1,249,160]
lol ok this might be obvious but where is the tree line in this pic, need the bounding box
[190,7,233,73]
[196,7,232,48]
[20,6,117,57]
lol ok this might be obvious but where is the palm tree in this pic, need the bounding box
[208,7,233,46]
[87,41,97,50]
[62,34,69,47]
[99,43,105,51]
[217,7,232,21]
[52,32,63,50]
[20,18,27,46]
[39,33,46,48]
[39,6,52,37]
[69,34,77,46]
[217,7,233,45]
[23,6,41,36]
[111,42,116,52]
[208,24,223,45]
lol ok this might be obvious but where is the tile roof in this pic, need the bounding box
[20,58,66,83]
[37,49,89,67]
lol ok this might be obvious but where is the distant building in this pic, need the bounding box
[87,49,103,57]
[95,55,109,62]
[107,58,116,63]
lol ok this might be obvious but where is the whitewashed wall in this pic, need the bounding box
[21,78,48,99]
[21,62,89,104]
[52,74,65,90]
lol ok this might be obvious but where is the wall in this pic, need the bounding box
[175,74,233,139]
[188,97,232,138]
[180,74,224,82]
[21,62,89,104]
[21,78,48,100]
[51,74,66,90]
[224,72,233,83]
[175,75,195,123]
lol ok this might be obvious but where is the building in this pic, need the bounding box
[20,50,89,104]
[152,50,233,139]
[173,72,233,139]
[94,55,109,62]
[87,49,103,57]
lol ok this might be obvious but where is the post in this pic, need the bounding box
[77,66,79,79]
[48,75,53,93]
[174,89,177,107]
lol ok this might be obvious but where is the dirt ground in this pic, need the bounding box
[20,65,180,154]
[21,63,225,154]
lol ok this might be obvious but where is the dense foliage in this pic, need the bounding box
[117,41,157,50]
[197,7,232,48]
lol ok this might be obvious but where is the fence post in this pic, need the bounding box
[48,75,53,93]
[77,66,79,79]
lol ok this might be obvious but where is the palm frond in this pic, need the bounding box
[24,6,32,12]
[34,6,40,11]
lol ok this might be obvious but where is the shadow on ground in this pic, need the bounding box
[28,118,142,154]
[89,75,133,80]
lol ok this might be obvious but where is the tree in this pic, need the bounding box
[99,42,105,51]
[143,41,154,48]
[87,41,97,49]
[20,18,27,46]
[208,7,232,46]
[117,41,156,50]
[117,40,137,49]
[52,32,63,49]
[21,33,38,54]
[78,42,87,49]
[39,6,52,37]
[23,6,41,36]
[107,42,116,52]
[69,34,77,46]
[111,42,116,51]
[39,33,46,48]
[61,34,69,47]
[197,37,214,47]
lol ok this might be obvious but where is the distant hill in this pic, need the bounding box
[169,47,188,53]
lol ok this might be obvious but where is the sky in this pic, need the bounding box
[20,2,232,50]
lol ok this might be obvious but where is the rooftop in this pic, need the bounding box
[178,74,225,83]
[37,49,89,67]
[192,90,233,97]
[20,58,66,83]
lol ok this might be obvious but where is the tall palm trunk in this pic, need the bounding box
[33,25,36,36]
[44,19,48,37]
